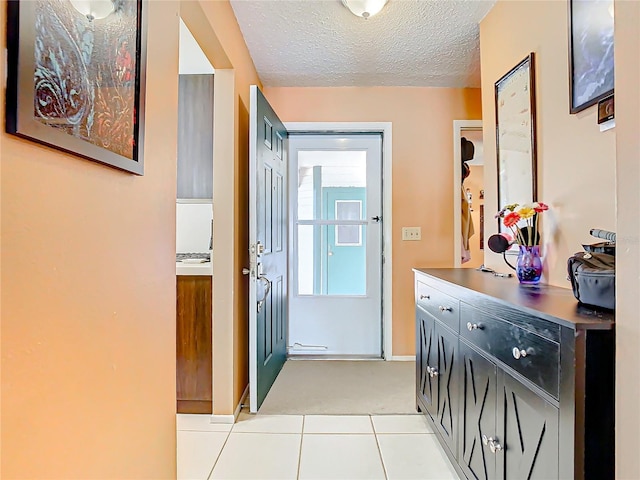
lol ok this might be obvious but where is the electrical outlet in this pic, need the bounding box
[402,227,422,241]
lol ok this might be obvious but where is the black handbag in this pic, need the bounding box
[567,251,615,310]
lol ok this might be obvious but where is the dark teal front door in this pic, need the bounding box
[249,86,288,412]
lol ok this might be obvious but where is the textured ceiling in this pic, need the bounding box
[230,0,496,88]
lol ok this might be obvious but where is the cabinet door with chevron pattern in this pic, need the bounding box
[459,341,497,480]
[435,323,459,458]
[416,308,437,419]
[497,371,559,480]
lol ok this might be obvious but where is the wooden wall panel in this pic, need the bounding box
[177,275,212,413]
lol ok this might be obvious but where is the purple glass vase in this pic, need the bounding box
[516,245,542,285]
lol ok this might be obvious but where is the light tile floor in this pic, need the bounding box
[177,414,459,480]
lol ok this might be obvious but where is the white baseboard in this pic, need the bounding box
[390,355,416,361]
[209,414,235,424]
[177,413,232,431]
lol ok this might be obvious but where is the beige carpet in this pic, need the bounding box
[258,360,417,415]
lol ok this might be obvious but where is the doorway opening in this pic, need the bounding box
[285,122,394,360]
[175,18,215,415]
[175,1,254,423]
[247,110,402,413]
[288,134,383,358]
[453,120,484,269]
[175,9,237,418]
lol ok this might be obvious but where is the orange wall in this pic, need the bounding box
[479,0,616,287]
[264,87,481,355]
[1,1,180,478]
[614,0,640,475]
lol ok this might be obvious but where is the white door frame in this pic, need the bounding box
[453,120,483,268]
[285,122,394,360]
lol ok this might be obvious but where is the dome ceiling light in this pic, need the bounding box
[69,0,115,21]
[341,0,389,19]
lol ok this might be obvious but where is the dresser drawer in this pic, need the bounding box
[460,303,560,398]
[416,281,459,333]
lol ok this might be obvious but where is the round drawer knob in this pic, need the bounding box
[512,347,528,359]
[419,294,430,300]
[439,305,452,313]
[482,435,503,453]
[467,322,480,331]
[489,439,503,453]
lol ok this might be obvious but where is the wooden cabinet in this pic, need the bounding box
[414,268,615,480]
[177,74,214,199]
[176,275,212,414]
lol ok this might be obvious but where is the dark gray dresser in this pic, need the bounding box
[414,268,615,480]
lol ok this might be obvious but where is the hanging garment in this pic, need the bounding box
[461,185,475,263]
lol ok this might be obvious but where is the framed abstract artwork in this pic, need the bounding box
[6,0,147,174]
[495,53,537,242]
[568,0,614,114]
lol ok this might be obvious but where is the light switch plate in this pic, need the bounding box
[402,227,421,241]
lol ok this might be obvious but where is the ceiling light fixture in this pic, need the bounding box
[342,0,388,19]
[70,0,115,21]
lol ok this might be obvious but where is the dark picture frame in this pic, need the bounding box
[495,53,537,243]
[495,54,538,207]
[568,0,614,114]
[6,0,147,175]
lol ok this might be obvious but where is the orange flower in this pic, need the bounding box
[503,211,521,227]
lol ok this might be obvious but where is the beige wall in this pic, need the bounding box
[1,1,180,478]
[481,0,640,475]
[614,0,640,476]
[264,87,481,355]
[480,0,616,287]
